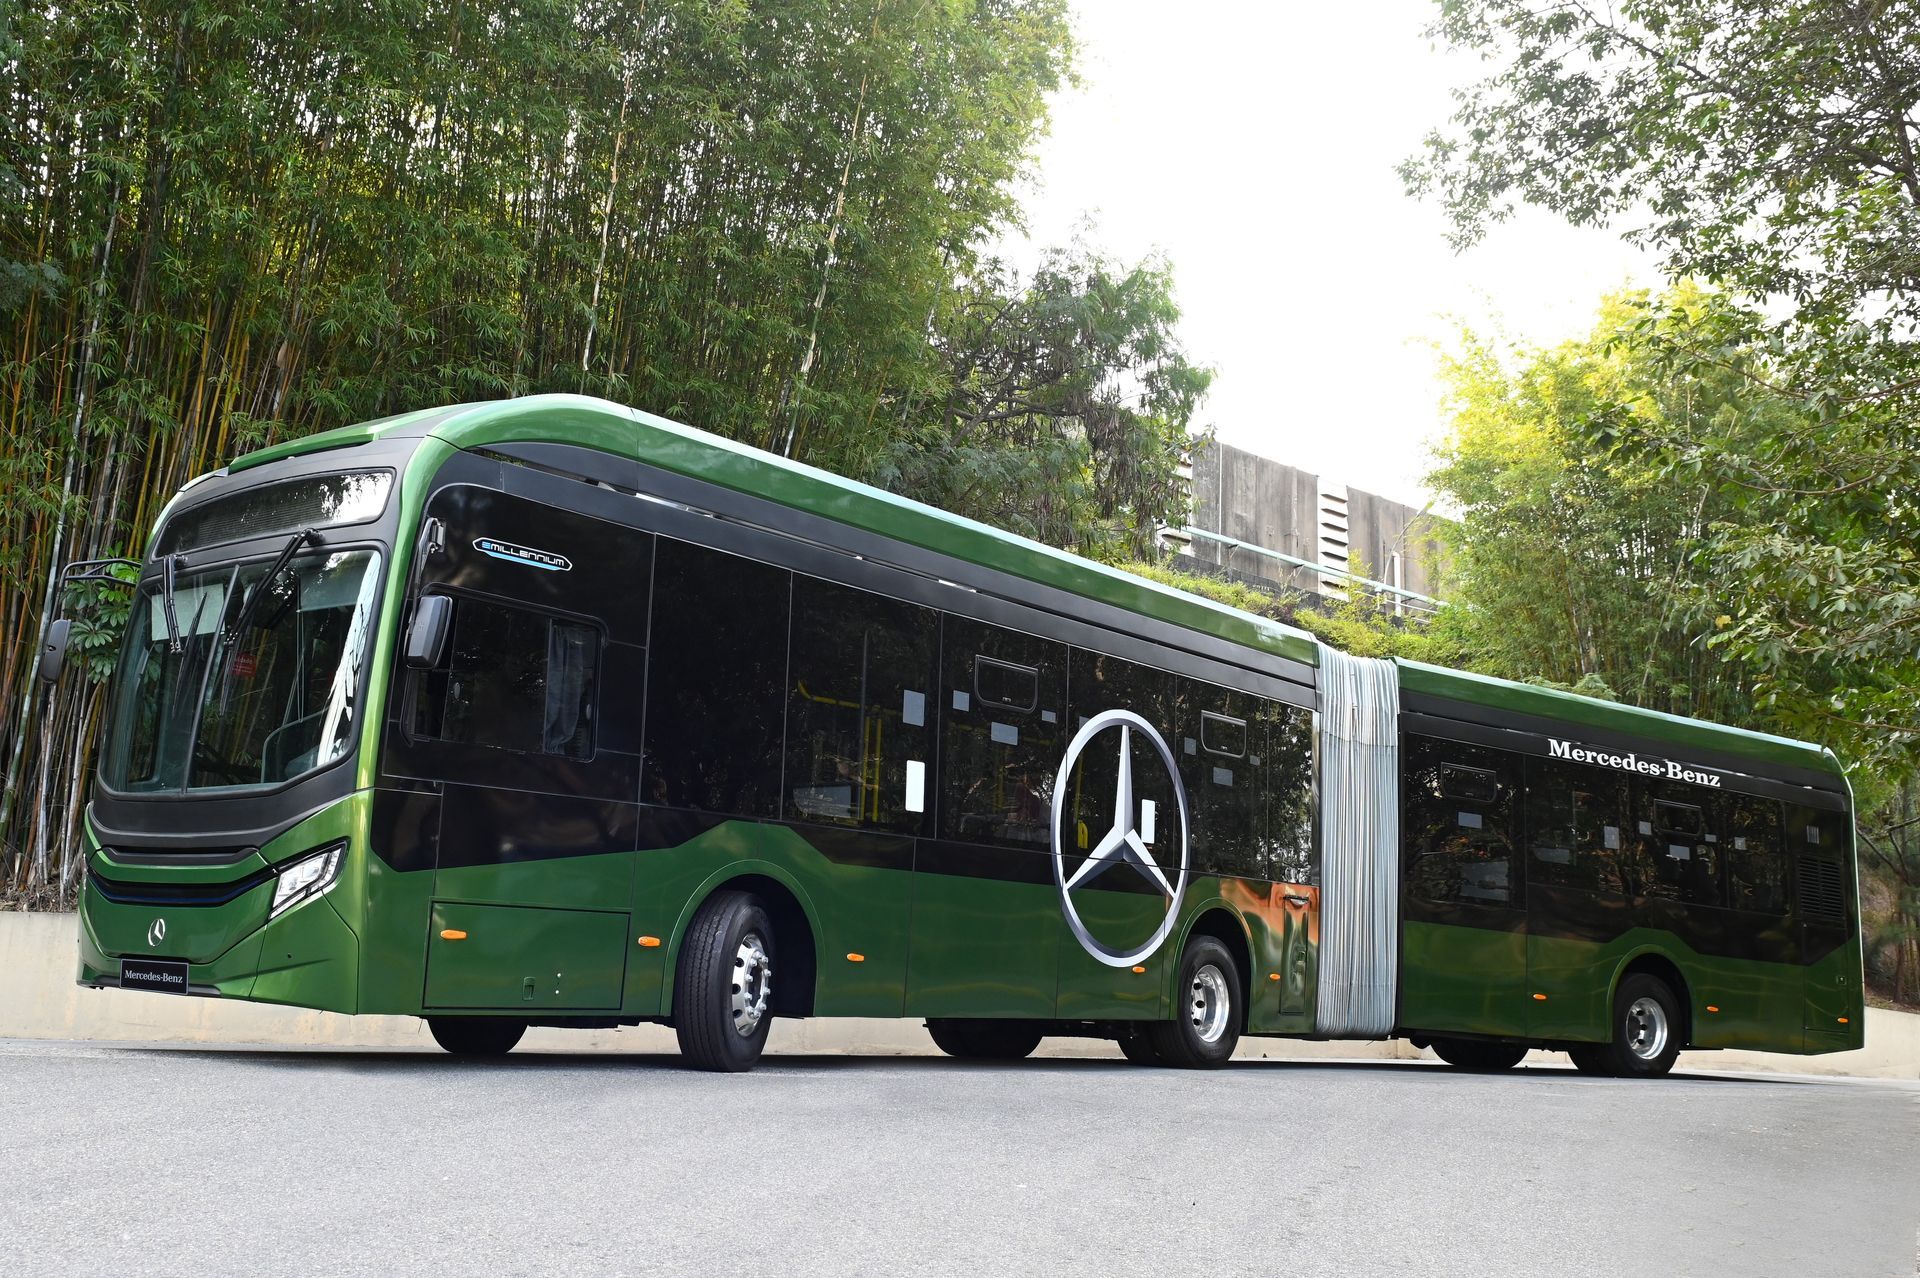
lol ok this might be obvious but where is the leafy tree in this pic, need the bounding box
[0,0,1079,900]
[1404,0,1920,769]
[1427,286,1813,729]
[878,245,1213,558]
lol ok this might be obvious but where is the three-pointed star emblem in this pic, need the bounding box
[1062,723,1176,898]
[1050,708,1190,968]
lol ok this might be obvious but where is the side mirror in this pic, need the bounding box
[404,595,453,670]
[37,619,72,684]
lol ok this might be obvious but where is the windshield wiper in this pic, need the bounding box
[222,529,318,649]
[160,553,185,652]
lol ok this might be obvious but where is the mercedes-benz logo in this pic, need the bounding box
[1049,709,1191,967]
[147,917,167,948]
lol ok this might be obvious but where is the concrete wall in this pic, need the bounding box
[1184,440,1440,602]
[5,912,1914,1076]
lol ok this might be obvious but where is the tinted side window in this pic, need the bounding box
[643,539,789,816]
[1260,700,1316,885]
[785,575,938,835]
[940,616,1065,850]
[1177,678,1263,878]
[1631,783,1722,907]
[1405,736,1519,906]
[1723,793,1787,915]
[1525,757,1626,897]
[412,597,598,760]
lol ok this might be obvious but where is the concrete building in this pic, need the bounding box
[1168,439,1444,614]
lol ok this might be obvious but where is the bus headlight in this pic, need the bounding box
[270,843,346,919]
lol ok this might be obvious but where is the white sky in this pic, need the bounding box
[999,0,1655,510]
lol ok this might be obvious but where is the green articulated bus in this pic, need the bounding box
[42,394,1863,1073]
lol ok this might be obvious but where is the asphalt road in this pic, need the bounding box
[1,1039,1915,1278]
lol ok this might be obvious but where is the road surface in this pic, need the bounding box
[1,1039,1914,1277]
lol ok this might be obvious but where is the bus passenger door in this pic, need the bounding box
[1398,736,1528,1038]
[905,619,1066,1019]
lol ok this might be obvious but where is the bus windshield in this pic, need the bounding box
[100,548,384,794]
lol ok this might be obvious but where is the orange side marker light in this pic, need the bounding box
[1706,1005,1720,1013]
[847,953,865,963]
[1131,965,1147,974]
[1838,1016,1849,1024]
[1268,972,1281,982]
[1531,993,1547,1001]
[637,935,661,948]
[440,929,467,941]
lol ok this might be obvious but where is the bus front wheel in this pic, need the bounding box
[428,1016,526,1057]
[925,1019,1044,1061]
[674,890,777,1072]
[1599,973,1683,1078]
[1148,937,1242,1068]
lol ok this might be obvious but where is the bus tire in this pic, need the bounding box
[674,890,776,1073]
[1117,1025,1161,1065]
[1567,1044,1614,1076]
[1603,973,1683,1078]
[925,1019,1044,1060]
[1149,936,1241,1069]
[428,1016,526,1057]
[1430,1038,1528,1071]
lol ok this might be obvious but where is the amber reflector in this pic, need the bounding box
[1706,1005,1720,1013]
[1268,973,1281,982]
[847,953,866,963]
[439,929,467,941]
[1531,992,1547,1001]
[1131,965,1147,974]
[637,935,661,947]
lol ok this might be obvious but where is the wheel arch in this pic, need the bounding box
[1611,948,1693,1047]
[664,862,822,1019]
[1175,900,1255,1030]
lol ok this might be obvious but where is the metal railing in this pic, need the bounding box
[1167,525,1446,616]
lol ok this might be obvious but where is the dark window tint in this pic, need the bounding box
[1259,700,1316,885]
[1525,757,1627,898]
[1201,712,1246,758]
[975,657,1038,713]
[412,597,598,760]
[1722,793,1787,915]
[643,539,788,816]
[1059,650,1178,886]
[940,617,1063,850]
[1630,781,1721,906]
[785,576,938,834]
[1405,736,1519,906]
[1178,679,1263,879]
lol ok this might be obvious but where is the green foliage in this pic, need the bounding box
[878,245,1213,558]
[1428,285,1786,729]
[1406,0,1920,774]
[4,0,1182,902]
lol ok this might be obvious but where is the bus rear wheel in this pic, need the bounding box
[926,1019,1044,1061]
[1430,1038,1528,1071]
[674,890,776,1072]
[1148,937,1241,1069]
[428,1016,526,1057]
[1599,973,1683,1078]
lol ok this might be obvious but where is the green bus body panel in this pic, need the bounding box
[1395,659,1844,779]
[78,800,365,1014]
[1400,920,1862,1053]
[424,903,628,1010]
[1400,920,1528,1035]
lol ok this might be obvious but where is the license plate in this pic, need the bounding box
[120,958,190,995]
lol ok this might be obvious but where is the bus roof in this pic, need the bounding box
[229,393,1841,781]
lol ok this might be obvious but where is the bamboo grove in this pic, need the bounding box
[1,1,1221,903]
